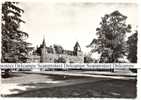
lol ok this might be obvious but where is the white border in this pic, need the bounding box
[0,0,140,100]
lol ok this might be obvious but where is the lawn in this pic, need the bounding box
[7,78,136,98]
[1,72,137,98]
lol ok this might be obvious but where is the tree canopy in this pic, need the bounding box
[88,10,132,63]
[127,31,138,63]
[2,2,30,63]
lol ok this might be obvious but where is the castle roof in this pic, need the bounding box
[41,36,46,48]
[74,41,81,51]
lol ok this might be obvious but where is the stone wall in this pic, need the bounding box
[28,53,84,63]
[27,55,40,63]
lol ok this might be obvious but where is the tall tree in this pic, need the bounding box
[88,10,131,63]
[127,31,138,63]
[2,2,29,63]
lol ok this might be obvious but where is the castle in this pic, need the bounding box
[27,38,84,63]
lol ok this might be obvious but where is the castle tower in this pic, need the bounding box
[73,41,83,56]
[40,37,48,62]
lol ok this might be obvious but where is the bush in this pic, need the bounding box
[84,56,93,63]
[129,68,137,73]
[54,57,66,63]
[2,69,11,78]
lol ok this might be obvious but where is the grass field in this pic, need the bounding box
[2,72,136,98]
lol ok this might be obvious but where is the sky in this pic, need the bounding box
[19,1,138,55]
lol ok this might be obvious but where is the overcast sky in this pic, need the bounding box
[20,2,138,54]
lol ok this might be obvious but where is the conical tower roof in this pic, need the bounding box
[42,36,46,47]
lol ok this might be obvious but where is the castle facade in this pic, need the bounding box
[27,38,84,63]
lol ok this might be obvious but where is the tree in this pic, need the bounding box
[2,2,29,63]
[88,10,131,63]
[127,31,138,63]
[84,56,93,63]
[53,44,64,54]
